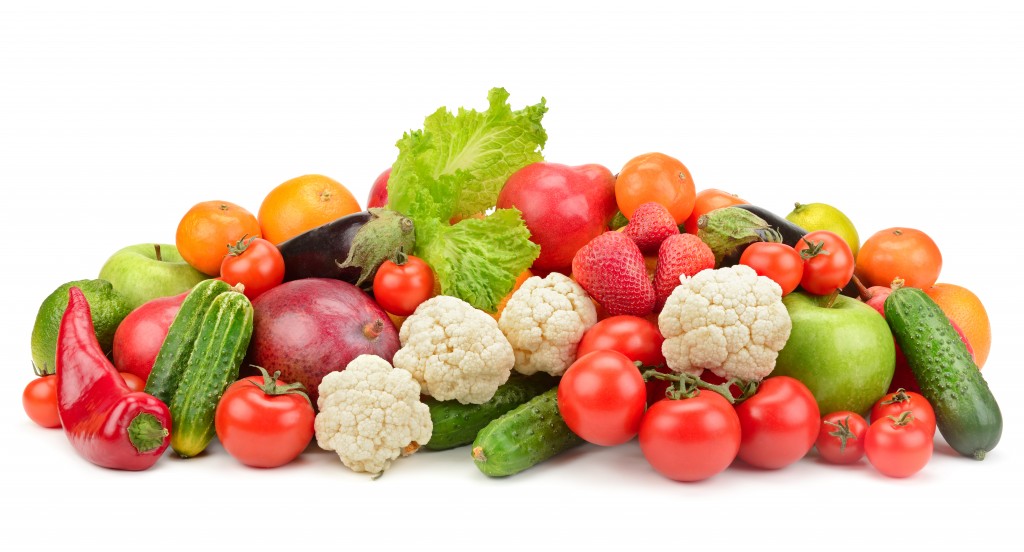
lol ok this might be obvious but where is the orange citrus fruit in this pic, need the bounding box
[176,200,261,276]
[258,174,360,245]
[925,283,992,368]
[615,152,696,224]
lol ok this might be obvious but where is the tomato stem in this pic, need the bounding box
[824,416,858,454]
[641,369,758,404]
[247,365,312,407]
[799,237,831,261]
[227,234,256,257]
[881,388,911,406]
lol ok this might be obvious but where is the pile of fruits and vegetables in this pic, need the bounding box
[22,88,1001,481]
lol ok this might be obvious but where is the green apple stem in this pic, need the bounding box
[153,244,163,262]
[824,289,841,308]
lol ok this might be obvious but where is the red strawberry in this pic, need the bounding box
[623,202,680,255]
[655,234,715,310]
[572,231,655,316]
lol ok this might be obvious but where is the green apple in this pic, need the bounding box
[772,291,895,415]
[99,243,208,309]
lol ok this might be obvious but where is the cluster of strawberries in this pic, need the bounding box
[572,202,714,317]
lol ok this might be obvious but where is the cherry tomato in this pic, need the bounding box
[799,230,855,296]
[870,389,936,436]
[120,372,146,393]
[372,254,435,316]
[220,236,285,300]
[615,152,696,224]
[639,390,741,481]
[864,413,933,478]
[683,188,747,235]
[816,411,868,465]
[22,376,60,428]
[735,376,820,469]
[558,351,647,446]
[215,369,316,468]
[739,242,804,295]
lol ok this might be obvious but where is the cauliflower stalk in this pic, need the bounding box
[393,295,514,404]
[315,355,432,475]
[658,264,791,381]
[498,273,597,376]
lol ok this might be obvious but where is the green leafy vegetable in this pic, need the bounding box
[385,88,547,312]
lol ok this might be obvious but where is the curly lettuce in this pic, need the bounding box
[386,88,546,312]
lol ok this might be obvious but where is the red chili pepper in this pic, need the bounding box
[56,287,172,470]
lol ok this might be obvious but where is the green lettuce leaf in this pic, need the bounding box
[415,209,541,313]
[383,88,548,312]
[387,88,548,221]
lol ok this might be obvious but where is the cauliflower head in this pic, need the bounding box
[393,295,514,404]
[498,273,598,376]
[315,354,432,475]
[658,264,791,381]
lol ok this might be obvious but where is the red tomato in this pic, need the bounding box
[22,376,60,428]
[372,255,435,317]
[739,242,804,295]
[870,389,936,436]
[816,411,868,465]
[119,372,146,393]
[215,370,316,468]
[639,390,741,481]
[864,413,933,478]
[577,315,664,366]
[558,351,647,446]
[576,315,667,405]
[735,376,820,469]
[799,231,855,296]
[220,236,285,300]
[683,188,747,235]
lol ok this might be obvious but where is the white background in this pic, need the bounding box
[2,1,1022,550]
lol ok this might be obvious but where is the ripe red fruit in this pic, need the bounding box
[623,202,680,255]
[572,232,655,317]
[654,234,715,310]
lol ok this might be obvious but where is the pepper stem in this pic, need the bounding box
[127,413,168,453]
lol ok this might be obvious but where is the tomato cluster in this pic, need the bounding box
[816,389,936,478]
[739,230,855,297]
[558,341,823,481]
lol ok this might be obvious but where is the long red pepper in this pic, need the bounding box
[56,287,172,470]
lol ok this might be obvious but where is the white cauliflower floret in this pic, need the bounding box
[498,273,597,376]
[315,355,432,475]
[393,295,514,404]
[658,264,791,381]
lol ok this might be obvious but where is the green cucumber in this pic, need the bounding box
[884,287,1002,459]
[426,373,558,451]
[471,387,584,477]
[145,279,234,404]
[169,291,254,458]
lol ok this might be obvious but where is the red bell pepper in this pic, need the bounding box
[56,287,172,470]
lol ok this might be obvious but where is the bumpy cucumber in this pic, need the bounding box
[426,373,557,451]
[145,279,234,404]
[471,387,584,477]
[885,287,1002,459]
[169,291,254,458]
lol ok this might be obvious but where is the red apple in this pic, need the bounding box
[497,162,617,273]
[368,168,390,209]
[112,291,188,380]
